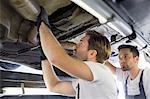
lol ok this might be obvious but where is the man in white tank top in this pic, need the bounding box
[37,7,118,99]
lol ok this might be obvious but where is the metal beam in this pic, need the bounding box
[0,70,45,88]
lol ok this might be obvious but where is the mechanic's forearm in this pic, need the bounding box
[42,60,76,96]
[41,60,60,91]
[39,22,67,64]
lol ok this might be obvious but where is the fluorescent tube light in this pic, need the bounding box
[107,22,126,36]
[71,0,107,23]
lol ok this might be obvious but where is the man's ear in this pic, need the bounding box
[135,56,139,61]
[88,50,97,59]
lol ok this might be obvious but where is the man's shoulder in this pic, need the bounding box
[84,61,104,68]
[84,61,102,64]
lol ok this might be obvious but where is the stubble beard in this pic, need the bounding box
[121,65,130,71]
[74,52,87,61]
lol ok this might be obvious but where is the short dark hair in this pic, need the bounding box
[118,44,139,57]
[86,30,111,63]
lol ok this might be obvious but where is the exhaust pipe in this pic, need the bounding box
[9,0,40,21]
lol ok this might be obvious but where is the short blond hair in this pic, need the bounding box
[86,30,111,63]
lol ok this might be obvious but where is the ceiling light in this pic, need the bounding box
[71,0,133,37]
[71,0,108,23]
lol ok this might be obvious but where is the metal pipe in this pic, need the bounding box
[9,0,40,21]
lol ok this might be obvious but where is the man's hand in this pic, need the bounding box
[36,6,51,32]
